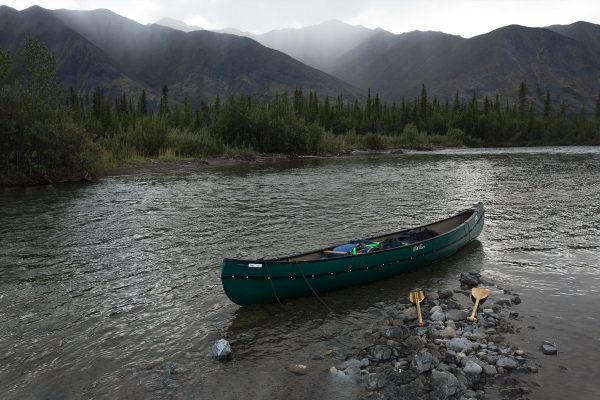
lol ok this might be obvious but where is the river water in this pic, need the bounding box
[1,147,599,399]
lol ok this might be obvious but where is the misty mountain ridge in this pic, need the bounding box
[333,23,600,112]
[0,5,361,108]
[2,6,599,112]
[153,17,203,32]
[156,18,385,74]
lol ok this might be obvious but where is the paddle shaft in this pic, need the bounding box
[416,300,424,326]
[468,298,481,321]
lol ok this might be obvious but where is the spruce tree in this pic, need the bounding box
[596,89,600,119]
[138,89,147,115]
[518,82,527,119]
[543,91,552,119]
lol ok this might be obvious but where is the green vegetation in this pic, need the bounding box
[1,38,600,185]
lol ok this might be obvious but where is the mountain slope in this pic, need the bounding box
[334,24,600,111]
[253,20,381,74]
[0,5,145,98]
[0,6,361,106]
[154,17,203,32]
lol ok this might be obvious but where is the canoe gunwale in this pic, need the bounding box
[223,202,484,265]
[222,214,483,281]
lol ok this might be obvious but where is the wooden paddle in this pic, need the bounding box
[468,287,490,321]
[409,289,425,326]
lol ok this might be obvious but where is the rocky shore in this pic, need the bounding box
[327,273,538,400]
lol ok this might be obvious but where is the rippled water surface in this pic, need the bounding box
[1,147,599,399]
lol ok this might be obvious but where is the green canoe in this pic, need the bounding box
[222,202,484,306]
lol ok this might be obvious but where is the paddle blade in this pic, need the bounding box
[470,287,490,305]
[409,289,425,304]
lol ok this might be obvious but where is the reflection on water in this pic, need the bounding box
[1,147,599,399]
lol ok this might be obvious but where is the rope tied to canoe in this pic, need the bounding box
[296,263,368,333]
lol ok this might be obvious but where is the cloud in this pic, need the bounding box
[3,0,600,36]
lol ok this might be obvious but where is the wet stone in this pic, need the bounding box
[496,356,519,370]
[463,360,483,375]
[459,273,480,288]
[383,325,410,340]
[483,364,498,376]
[367,344,393,362]
[287,364,308,375]
[411,350,434,373]
[212,339,232,361]
[431,369,459,398]
[440,326,456,338]
[438,289,454,299]
[446,309,468,321]
[447,337,473,353]
[541,342,558,355]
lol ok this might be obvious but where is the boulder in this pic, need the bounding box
[212,339,232,361]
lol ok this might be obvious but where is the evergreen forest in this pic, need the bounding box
[2,38,600,185]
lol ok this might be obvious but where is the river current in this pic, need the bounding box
[1,147,599,399]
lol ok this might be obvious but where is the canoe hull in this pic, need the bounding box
[222,203,484,306]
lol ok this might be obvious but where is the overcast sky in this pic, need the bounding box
[5,0,600,37]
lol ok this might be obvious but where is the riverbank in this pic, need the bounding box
[217,273,542,400]
[100,147,437,178]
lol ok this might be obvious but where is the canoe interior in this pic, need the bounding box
[274,210,472,262]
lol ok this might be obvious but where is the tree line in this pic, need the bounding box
[1,37,600,185]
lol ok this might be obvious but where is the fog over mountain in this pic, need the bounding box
[2,5,599,112]
[0,6,361,107]
[153,17,203,33]
[156,18,381,75]
[155,15,600,111]
[333,23,600,112]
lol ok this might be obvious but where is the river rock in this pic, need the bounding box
[431,369,459,399]
[430,309,446,322]
[541,342,558,355]
[212,339,232,361]
[411,350,434,373]
[496,356,519,370]
[483,364,498,376]
[340,358,362,378]
[459,273,480,288]
[400,307,417,321]
[287,364,308,375]
[447,337,473,353]
[440,326,456,338]
[511,296,522,305]
[438,289,454,299]
[367,372,384,389]
[367,344,393,362]
[444,350,459,365]
[406,335,425,352]
[446,309,468,321]
[383,325,410,340]
[463,360,483,375]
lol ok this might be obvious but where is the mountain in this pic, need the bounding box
[154,17,203,32]
[251,20,382,74]
[547,21,600,54]
[333,24,600,112]
[0,5,146,99]
[0,6,361,107]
